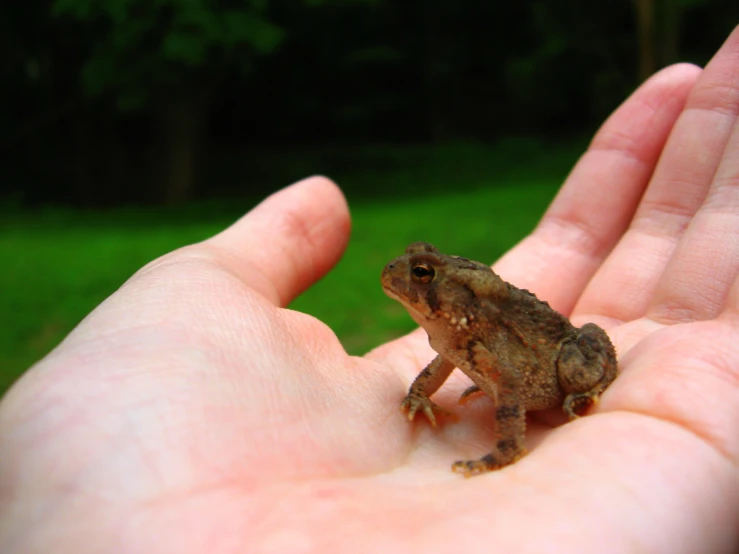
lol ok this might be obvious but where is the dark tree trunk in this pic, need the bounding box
[152,88,205,205]
[660,0,683,66]
[634,0,656,82]
[70,105,95,205]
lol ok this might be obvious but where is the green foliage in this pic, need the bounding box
[52,0,285,106]
[49,0,380,107]
[5,0,734,208]
[672,0,707,7]
[302,0,382,6]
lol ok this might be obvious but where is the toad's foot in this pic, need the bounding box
[458,385,483,405]
[400,393,451,428]
[458,382,499,405]
[451,448,528,477]
[563,391,600,420]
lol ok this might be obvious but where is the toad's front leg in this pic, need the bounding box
[450,343,527,477]
[400,355,455,428]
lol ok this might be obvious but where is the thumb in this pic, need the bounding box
[206,176,351,306]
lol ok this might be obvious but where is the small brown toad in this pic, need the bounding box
[381,242,617,476]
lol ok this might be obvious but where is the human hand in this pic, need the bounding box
[3,26,739,554]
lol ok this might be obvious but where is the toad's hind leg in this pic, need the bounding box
[451,347,527,477]
[452,402,527,477]
[559,323,618,420]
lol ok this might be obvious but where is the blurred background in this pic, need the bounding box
[1,0,736,394]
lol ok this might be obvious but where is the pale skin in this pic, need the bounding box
[2,27,739,554]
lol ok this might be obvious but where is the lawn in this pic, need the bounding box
[0,138,585,396]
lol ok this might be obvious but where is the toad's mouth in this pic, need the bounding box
[381,282,410,308]
[381,281,438,322]
[381,284,400,301]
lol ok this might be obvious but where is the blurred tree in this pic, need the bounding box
[633,0,710,82]
[1,0,734,207]
[0,3,88,202]
[634,0,656,81]
[499,1,634,129]
[52,0,287,203]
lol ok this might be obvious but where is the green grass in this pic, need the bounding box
[0,139,584,396]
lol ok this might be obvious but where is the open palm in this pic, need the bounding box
[3,27,739,554]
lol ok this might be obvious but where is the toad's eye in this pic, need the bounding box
[411,263,435,284]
